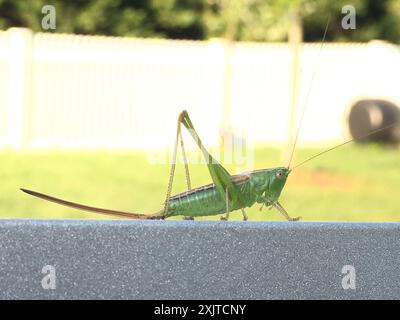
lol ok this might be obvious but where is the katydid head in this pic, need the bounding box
[251,167,290,203]
[268,167,290,201]
[250,167,301,220]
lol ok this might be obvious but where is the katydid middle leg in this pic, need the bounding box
[220,188,230,220]
[241,209,248,221]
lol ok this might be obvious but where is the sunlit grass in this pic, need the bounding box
[1,144,399,221]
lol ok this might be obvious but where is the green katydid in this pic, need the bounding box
[20,109,398,221]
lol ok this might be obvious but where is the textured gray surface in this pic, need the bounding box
[0,219,399,299]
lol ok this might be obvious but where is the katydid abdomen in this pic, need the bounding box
[165,175,254,217]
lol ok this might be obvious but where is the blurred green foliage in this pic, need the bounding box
[1,145,399,221]
[0,0,399,42]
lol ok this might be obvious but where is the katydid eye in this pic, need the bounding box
[276,170,285,179]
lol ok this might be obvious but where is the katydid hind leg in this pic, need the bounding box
[163,114,183,216]
[165,111,240,218]
[179,111,241,209]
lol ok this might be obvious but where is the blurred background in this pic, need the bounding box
[1,0,400,221]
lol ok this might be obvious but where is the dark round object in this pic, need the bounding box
[348,100,400,144]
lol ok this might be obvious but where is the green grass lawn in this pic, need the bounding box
[1,144,399,221]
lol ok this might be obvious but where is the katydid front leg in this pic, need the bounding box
[273,202,301,221]
[220,188,230,221]
[257,194,300,221]
[241,209,248,221]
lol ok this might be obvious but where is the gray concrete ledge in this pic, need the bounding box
[0,219,399,299]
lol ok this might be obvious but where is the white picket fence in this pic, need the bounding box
[1,27,400,149]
